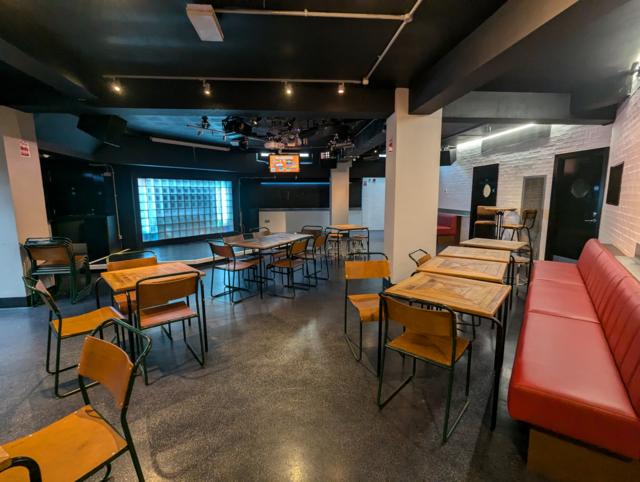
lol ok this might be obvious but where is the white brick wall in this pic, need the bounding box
[439,124,613,258]
[600,79,640,256]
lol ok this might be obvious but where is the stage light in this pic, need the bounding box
[197,129,203,136]
[338,83,345,94]
[111,79,122,92]
[203,82,211,95]
[284,83,292,95]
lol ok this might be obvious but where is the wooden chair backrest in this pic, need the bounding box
[78,335,134,410]
[30,279,59,314]
[136,272,199,310]
[107,256,157,272]
[209,242,235,259]
[477,206,494,217]
[417,253,432,266]
[253,230,269,238]
[382,295,454,338]
[301,228,323,237]
[313,234,328,248]
[290,238,309,257]
[521,209,537,228]
[25,244,70,262]
[345,260,390,280]
[225,234,245,243]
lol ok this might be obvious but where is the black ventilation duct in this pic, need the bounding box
[77,115,127,147]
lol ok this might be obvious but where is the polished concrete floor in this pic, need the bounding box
[0,233,549,481]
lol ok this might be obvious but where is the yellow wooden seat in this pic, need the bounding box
[139,301,196,328]
[0,407,127,482]
[388,331,469,366]
[52,306,122,338]
[347,294,380,322]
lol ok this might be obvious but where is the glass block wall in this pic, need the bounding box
[137,178,234,242]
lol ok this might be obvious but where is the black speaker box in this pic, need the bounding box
[320,158,337,169]
[440,148,457,166]
[77,115,127,147]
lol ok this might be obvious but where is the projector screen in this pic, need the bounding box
[269,154,300,173]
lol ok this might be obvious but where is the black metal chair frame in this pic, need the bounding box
[207,240,261,303]
[266,238,311,299]
[296,234,330,286]
[408,249,431,267]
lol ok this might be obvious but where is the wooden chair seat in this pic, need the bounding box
[113,292,135,314]
[349,235,367,239]
[218,258,262,271]
[269,250,287,260]
[268,258,306,269]
[513,255,531,264]
[348,294,381,322]
[502,223,524,229]
[34,256,88,274]
[474,220,496,225]
[139,301,196,328]
[388,330,469,366]
[52,307,123,338]
[0,406,127,482]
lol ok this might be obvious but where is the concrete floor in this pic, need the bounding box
[0,232,549,481]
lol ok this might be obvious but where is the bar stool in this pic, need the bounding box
[472,207,496,238]
[500,209,537,251]
[348,233,368,253]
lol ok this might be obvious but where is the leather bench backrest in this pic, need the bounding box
[437,213,457,232]
[599,276,640,416]
[579,239,640,415]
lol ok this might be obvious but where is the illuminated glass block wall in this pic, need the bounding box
[137,178,234,242]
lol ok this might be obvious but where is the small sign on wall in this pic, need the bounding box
[388,139,393,152]
[19,140,30,157]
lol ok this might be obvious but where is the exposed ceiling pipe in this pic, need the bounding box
[150,137,230,151]
[363,0,425,83]
[213,8,408,21]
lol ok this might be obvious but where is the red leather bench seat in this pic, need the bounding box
[509,312,640,459]
[509,239,640,460]
[530,260,583,285]
[437,213,457,236]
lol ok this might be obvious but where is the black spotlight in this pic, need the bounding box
[238,137,249,150]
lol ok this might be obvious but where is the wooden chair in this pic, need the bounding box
[0,319,152,482]
[408,249,432,267]
[344,252,390,362]
[249,227,270,235]
[105,250,158,320]
[294,234,330,285]
[207,242,261,303]
[500,209,537,246]
[266,238,311,299]
[135,272,205,384]
[473,206,496,238]
[300,225,323,237]
[23,237,92,304]
[378,294,472,442]
[0,446,42,482]
[22,276,124,398]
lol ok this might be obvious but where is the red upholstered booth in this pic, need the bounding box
[437,213,457,236]
[508,239,640,460]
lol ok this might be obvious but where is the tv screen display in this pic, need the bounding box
[269,154,300,173]
[606,162,624,206]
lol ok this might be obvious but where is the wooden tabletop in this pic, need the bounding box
[461,238,529,251]
[101,261,205,293]
[384,272,511,318]
[224,232,311,250]
[438,246,511,263]
[480,206,517,212]
[326,224,368,231]
[417,256,507,283]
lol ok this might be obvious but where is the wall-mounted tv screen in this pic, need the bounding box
[606,162,624,206]
[270,154,300,173]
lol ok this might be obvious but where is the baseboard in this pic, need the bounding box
[528,428,640,482]
[0,296,29,308]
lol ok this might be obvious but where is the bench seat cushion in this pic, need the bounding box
[526,279,600,323]
[531,260,583,285]
[508,311,640,459]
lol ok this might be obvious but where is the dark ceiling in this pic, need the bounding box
[2,0,640,155]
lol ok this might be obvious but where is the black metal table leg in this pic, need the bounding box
[126,292,135,360]
[490,313,506,431]
[200,278,208,352]
[377,297,383,377]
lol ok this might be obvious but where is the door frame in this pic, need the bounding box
[470,163,500,228]
[545,147,609,261]
[520,175,547,259]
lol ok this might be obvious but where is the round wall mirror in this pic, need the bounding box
[571,179,590,199]
[482,184,491,198]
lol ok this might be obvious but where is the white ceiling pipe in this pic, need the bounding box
[151,137,230,151]
[213,8,408,21]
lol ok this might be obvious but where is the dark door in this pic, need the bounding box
[546,148,608,261]
[470,164,499,238]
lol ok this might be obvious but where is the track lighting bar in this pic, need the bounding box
[213,8,408,21]
[103,75,362,84]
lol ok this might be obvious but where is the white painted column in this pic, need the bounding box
[0,106,49,306]
[384,89,442,283]
[330,160,351,225]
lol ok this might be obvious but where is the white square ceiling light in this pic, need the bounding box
[186,4,224,42]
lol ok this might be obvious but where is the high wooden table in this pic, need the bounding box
[222,233,312,298]
[384,272,511,430]
[326,224,369,259]
[479,206,517,238]
[417,256,507,283]
[99,262,208,354]
[439,246,511,264]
